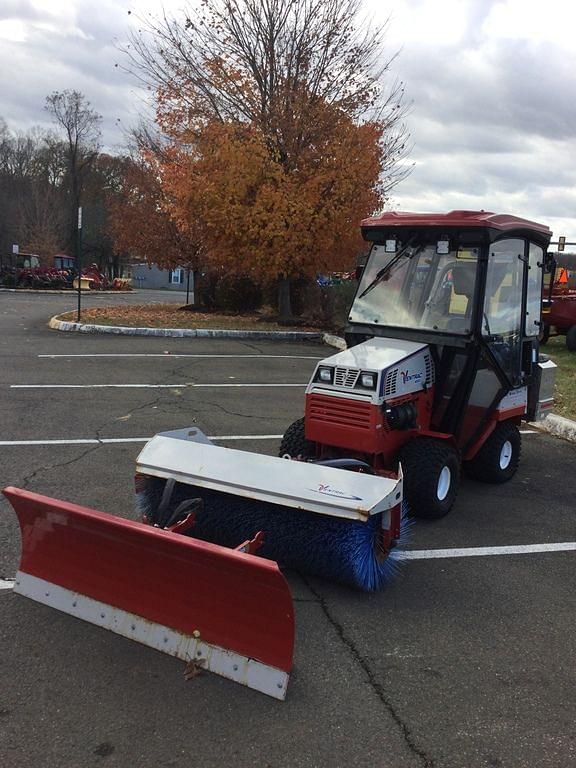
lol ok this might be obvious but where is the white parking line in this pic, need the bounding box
[0,435,283,446]
[11,383,308,389]
[398,542,576,560]
[2,542,574,593]
[38,354,322,359]
[520,429,537,434]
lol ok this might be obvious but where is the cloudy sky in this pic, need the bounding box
[1,0,575,238]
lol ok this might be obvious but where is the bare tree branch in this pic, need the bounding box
[121,0,411,192]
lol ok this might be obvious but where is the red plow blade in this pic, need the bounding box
[3,486,294,700]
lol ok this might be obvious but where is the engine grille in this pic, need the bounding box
[424,352,434,385]
[384,368,399,397]
[307,393,371,430]
[334,367,360,388]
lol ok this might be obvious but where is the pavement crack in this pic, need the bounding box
[168,361,197,381]
[18,443,102,490]
[16,394,166,489]
[192,397,283,422]
[301,576,436,768]
[240,341,265,354]
[292,597,321,603]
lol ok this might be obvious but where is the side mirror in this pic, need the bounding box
[544,252,556,274]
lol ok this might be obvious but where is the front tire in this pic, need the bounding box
[465,421,521,483]
[400,438,460,519]
[279,417,316,459]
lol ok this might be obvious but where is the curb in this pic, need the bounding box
[532,413,576,443]
[323,333,347,351]
[1,288,134,295]
[48,314,327,343]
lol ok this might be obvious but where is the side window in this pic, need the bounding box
[526,243,543,336]
[483,238,525,384]
[170,268,183,284]
[483,239,524,337]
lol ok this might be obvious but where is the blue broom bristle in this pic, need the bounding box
[136,479,410,592]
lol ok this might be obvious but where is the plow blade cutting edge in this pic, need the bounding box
[3,486,295,700]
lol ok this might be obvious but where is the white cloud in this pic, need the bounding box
[372,0,576,237]
[0,0,574,237]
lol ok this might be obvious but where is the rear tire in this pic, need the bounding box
[279,417,316,459]
[566,325,576,352]
[400,438,460,519]
[465,421,521,483]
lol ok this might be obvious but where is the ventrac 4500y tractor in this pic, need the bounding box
[280,210,557,519]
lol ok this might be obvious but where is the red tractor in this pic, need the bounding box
[281,210,557,519]
[540,254,576,350]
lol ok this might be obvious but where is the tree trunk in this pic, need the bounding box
[278,276,293,324]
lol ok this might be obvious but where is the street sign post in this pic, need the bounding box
[77,207,83,323]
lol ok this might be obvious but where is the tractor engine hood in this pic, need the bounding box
[306,338,434,406]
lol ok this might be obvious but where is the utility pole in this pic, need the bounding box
[76,206,83,322]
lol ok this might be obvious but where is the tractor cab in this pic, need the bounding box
[346,210,556,434]
[350,211,551,376]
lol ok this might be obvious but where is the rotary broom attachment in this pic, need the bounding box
[135,428,405,592]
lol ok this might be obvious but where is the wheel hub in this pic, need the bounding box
[499,440,513,470]
[437,466,451,501]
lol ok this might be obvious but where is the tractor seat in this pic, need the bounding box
[451,262,476,298]
[442,262,475,332]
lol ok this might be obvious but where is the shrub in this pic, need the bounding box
[1,272,16,288]
[262,276,312,317]
[214,275,263,312]
[301,281,357,332]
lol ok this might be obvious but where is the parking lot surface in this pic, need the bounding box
[1,291,575,768]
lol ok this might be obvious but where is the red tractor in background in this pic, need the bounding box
[540,249,576,350]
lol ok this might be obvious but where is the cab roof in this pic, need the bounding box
[362,210,551,237]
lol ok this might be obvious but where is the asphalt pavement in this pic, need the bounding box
[1,290,575,768]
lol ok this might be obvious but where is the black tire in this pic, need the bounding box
[464,421,521,484]
[279,417,316,459]
[400,438,460,519]
[566,326,576,352]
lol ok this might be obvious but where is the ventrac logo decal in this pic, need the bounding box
[400,369,423,384]
[311,483,363,501]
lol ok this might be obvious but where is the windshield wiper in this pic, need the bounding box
[357,237,419,300]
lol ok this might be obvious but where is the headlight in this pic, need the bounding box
[359,372,376,389]
[318,366,333,383]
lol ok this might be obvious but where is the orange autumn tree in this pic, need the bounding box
[108,154,202,291]
[160,112,383,299]
[125,0,411,318]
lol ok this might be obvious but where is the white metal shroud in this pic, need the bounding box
[136,429,402,521]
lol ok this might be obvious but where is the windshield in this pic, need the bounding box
[349,242,480,334]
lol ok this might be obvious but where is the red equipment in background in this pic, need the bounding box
[541,245,576,350]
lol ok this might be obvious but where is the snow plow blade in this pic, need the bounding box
[3,486,294,700]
